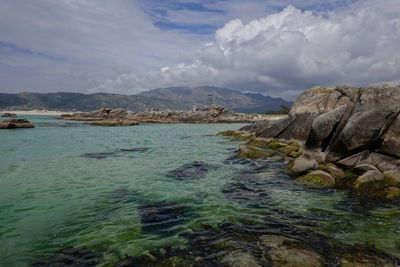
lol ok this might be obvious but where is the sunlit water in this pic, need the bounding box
[0,115,399,266]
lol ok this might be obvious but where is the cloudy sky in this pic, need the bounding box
[1,0,399,100]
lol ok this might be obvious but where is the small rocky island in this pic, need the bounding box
[222,83,400,202]
[0,118,34,129]
[57,106,273,125]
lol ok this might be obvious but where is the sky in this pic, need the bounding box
[0,0,400,100]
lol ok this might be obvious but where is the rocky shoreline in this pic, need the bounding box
[220,83,400,203]
[57,106,279,126]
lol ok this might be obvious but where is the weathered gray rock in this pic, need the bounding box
[220,250,261,267]
[354,170,384,190]
[317,163,345,180]
[260,235,323,267]
[0,118,34,129]
[287,150,325,176]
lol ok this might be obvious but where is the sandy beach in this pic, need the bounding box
[1,110,75,116]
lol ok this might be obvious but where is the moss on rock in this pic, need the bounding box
[296,170,336,188]
[218,130,254,141]
[238,144,277,159]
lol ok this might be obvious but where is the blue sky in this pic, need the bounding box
[0,0,399,99]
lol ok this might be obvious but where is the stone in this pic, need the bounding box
[167,161,218,180]
[278,144,300,155]
[0,118,34,129]
[260,235,323,267]
[126,106,269,123]
[296,170,336,188]
[81,152,116,159]
[86,119,138,126]
[238,144,277,159]
[352,164,380,175]
[138,201,188,232]
[383,171,400,187]
[1,113,16,117]
[31,247,99,266]
[386,187,400,201]
[120,147,149,152]
[306,105,347,148]
[286,150,325,176]
[353,170,384,190]
[220,250,261,267]
[317,163,345,180]
[218,130,254,141]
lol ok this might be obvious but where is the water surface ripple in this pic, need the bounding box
[0,115,399,266]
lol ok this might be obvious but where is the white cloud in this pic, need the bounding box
[97,2,400,100]
[0,0,207,92]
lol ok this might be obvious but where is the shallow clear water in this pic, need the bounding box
[0,115,399,266]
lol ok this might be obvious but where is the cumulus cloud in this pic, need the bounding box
[97,2,400,99]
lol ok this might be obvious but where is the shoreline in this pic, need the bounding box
[1,110,77,116]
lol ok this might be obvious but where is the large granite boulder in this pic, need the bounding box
[242,83,400,165]
[241,83,400,201]
[0,118,34,129]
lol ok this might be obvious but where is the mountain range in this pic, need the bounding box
[0,86,292,113]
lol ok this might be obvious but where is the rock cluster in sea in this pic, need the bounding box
[224,83,400,202]
[0,118,34,129]
[1,112,17,117]
[128,105,267,123]
[57,108,138,127]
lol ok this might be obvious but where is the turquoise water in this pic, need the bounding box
[0,115,399,266]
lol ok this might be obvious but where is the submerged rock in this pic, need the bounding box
[117,215,400,267]
[137,201,189,232]
[221,181,269,207]
[31,247,99,266]
[167,161,218,180]
[81,152,116,159]
[260,234,323,266]
[0,118,34,129]
[86,120,138,127]
[120,147,149,152]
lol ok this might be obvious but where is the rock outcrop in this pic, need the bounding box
[59,106,271,124]
[238,83,400,202]
[57,108,138,127]
[1,113,16,117]
[128,106,271,123]
[57,108,128,121]
[0,118,34,129]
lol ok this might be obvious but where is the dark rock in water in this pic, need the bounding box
[223,155,252,165]
[221,182,268,207]
[0,118,34,129]
[31,247,99,266]
[81,152,116,159]
[138,201,189,232]
[1,113,16,117]
[167,161,218,180]
[120,147,149,152]
[108,188,144,204]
